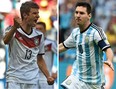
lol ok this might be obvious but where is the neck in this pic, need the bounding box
[21,21,32,34]
[79,21,91,32]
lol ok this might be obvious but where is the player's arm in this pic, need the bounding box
[59,29,76,53]
[104,48,114,71]
[94,28,114,71]
[3,17,21,44]
[37,54,54,85]
[59,43,67,53]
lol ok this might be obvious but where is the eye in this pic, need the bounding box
[75,11,78,14]
[80,12,84,15]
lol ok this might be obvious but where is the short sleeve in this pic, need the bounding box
[94,28,110,51]
[63,30,76,48]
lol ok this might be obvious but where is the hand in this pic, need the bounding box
[104,61,114,71]
[52,73,57,80]
[47,76,54,85]
[13,17,22,28]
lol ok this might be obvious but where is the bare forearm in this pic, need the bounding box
[37,57,50,78]
[105,48,114,61]
[3,26,17,44]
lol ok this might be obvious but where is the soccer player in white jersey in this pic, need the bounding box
[36,22,57,89]
[3,1,54,89]
[59,2,114,89]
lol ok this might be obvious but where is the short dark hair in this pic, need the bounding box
[75,2,91,14]
[20,1,39,20]
[36,22,46,29]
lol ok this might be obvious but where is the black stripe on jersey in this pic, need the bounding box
[63,42,75,49]
[63,42,69,49]
[91,23,105,39]
[37,53,45,55]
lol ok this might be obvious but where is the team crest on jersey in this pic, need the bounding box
[85,36,89,43]
[65,79,72,85]
[34,38,39,45]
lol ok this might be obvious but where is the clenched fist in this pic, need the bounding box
[47,76,54,85]
[13,17,22,28]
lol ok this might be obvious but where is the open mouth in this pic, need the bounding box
[34,19,37,23]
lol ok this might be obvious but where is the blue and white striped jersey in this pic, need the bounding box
[63,23,110,85]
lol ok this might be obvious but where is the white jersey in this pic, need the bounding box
[6,27,45,84]
[39,38,57,80]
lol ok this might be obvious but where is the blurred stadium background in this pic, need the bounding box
[59,0,116,89]
[0,0,57,89]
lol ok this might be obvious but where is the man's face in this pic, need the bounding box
[36,24,46,35]
[26,8,39,27]
[74,6,91,26]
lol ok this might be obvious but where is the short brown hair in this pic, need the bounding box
[20,1,39,20]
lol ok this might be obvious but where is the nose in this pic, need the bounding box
[76,13,80,17]
[37,15,39,19]
[75,12,80,18]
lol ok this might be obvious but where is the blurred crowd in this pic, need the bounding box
[0,0,57,89]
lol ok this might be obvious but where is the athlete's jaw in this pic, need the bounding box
[29,19,38,27]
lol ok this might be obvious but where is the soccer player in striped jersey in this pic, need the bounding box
[36,22,57,89]
[3,1,54,89]
[59,2,114,89]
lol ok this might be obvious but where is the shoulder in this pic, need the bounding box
[90,23,104,32]
[70,27,80,38]
[72,27,79,33]
[32,28,43,35]
[45,38,57,44]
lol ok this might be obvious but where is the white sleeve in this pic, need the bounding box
[52,40,57,54]
[94,28,110,50]
[63,32,76,48]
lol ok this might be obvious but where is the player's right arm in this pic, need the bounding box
[3,17,21,44]
[59,43,67,53]
[59,29,77,53]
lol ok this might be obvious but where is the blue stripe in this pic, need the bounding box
[78,34,83,78]
[85,28,92,82]
[93,37,101,84]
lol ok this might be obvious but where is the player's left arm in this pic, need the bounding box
[104,48,114,71]
[37,54,54,85]
[94,27,114,71]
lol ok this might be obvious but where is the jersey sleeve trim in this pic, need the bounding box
[98,39,111,51]
[102,46,111,51]
[37,53,45,55]
[91,23,105,39]
[63,42,75,49]
[63,42,69,49]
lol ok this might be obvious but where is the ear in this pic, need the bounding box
[88,13,92,19]
[23,13,27,19]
